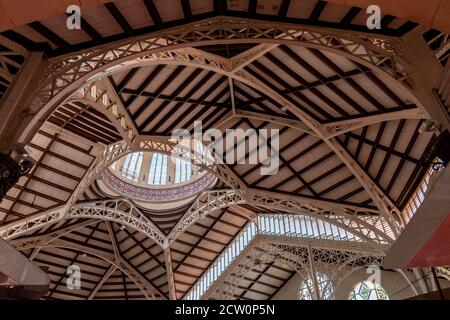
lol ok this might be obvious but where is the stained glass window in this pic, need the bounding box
[148,153,168,185]
[298,272,333,300]
[348,281,389,300]
[121,152,143,182]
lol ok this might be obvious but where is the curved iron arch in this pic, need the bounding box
[18,17,419,147]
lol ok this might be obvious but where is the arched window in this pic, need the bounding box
[298,273,333,300]
[148,153,168,185]
[348,281,389,300]
[121,152,143,182]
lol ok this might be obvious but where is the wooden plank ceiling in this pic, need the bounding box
[0,0,418,57]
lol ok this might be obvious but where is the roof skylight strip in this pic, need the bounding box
[402,159,444,224]
[184,213,365,300]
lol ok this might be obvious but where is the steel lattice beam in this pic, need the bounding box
[12,221,163,300]
[16,16,417,148]
[2,187,394,253]
[24,238,161,299]
[8,19,436,237]
[66,77,139,143]
[204,237,382,300]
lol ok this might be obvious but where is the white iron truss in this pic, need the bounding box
[11,18,437,240]
[169,189,395,252]
[12,227,162,300]
[164,248,177,300]
[184,218,386,301]
[2,198,166,247]
[69,199,166,247]
[1,187,394,253]
[18,16,418,147]
[66,77,139,143]
[205,239,382,300]
[0,135,244,241]
[19,46,412,238]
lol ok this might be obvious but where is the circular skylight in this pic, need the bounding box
[104,144,215,202]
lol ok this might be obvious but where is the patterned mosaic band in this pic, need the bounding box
[102,169,215,202]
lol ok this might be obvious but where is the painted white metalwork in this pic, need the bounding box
[168,190,246,242]
[235,105,425,138]
[4,17,444,243]
[1,198,167,246]
[69,199,166,247]
[11,18,428,240]
[1,185,394,252]
[238,65,405,237]
[137,136,246,190]
[0,135,242,241]
[0,205,68,240]
[436,267,450,281]
[185,214,387,300]
[0,50,42,153]
[67,77,139,143]
[204,240,382,300]
[0,16,443,302]
[12,219,163,300]
[9,211,384,301]
[258,213,365,242]
[423,29,450,65]
[0,35,28,96]
[245,189,395,244]
[168,188,394,249]
[68,47,410,239]
[88,264,116,300]
[185,222,258,300]
[10,219,98,249]
[19,16,413,147]
[18,238,160,299]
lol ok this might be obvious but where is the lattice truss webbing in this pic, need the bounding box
[244,190,395,243]
[166,188,394,249]
[168,190,246,240]
[0,207,66,240]
[30,17,410,114]
[55,137,243,222]
[68,78,138,143]
[12,18,417,240]
[208,241,382,300]
[68,199,166,247]
[0,187,394,249]
[11,231,161,300]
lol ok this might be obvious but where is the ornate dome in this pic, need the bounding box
[105,142,216,203]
